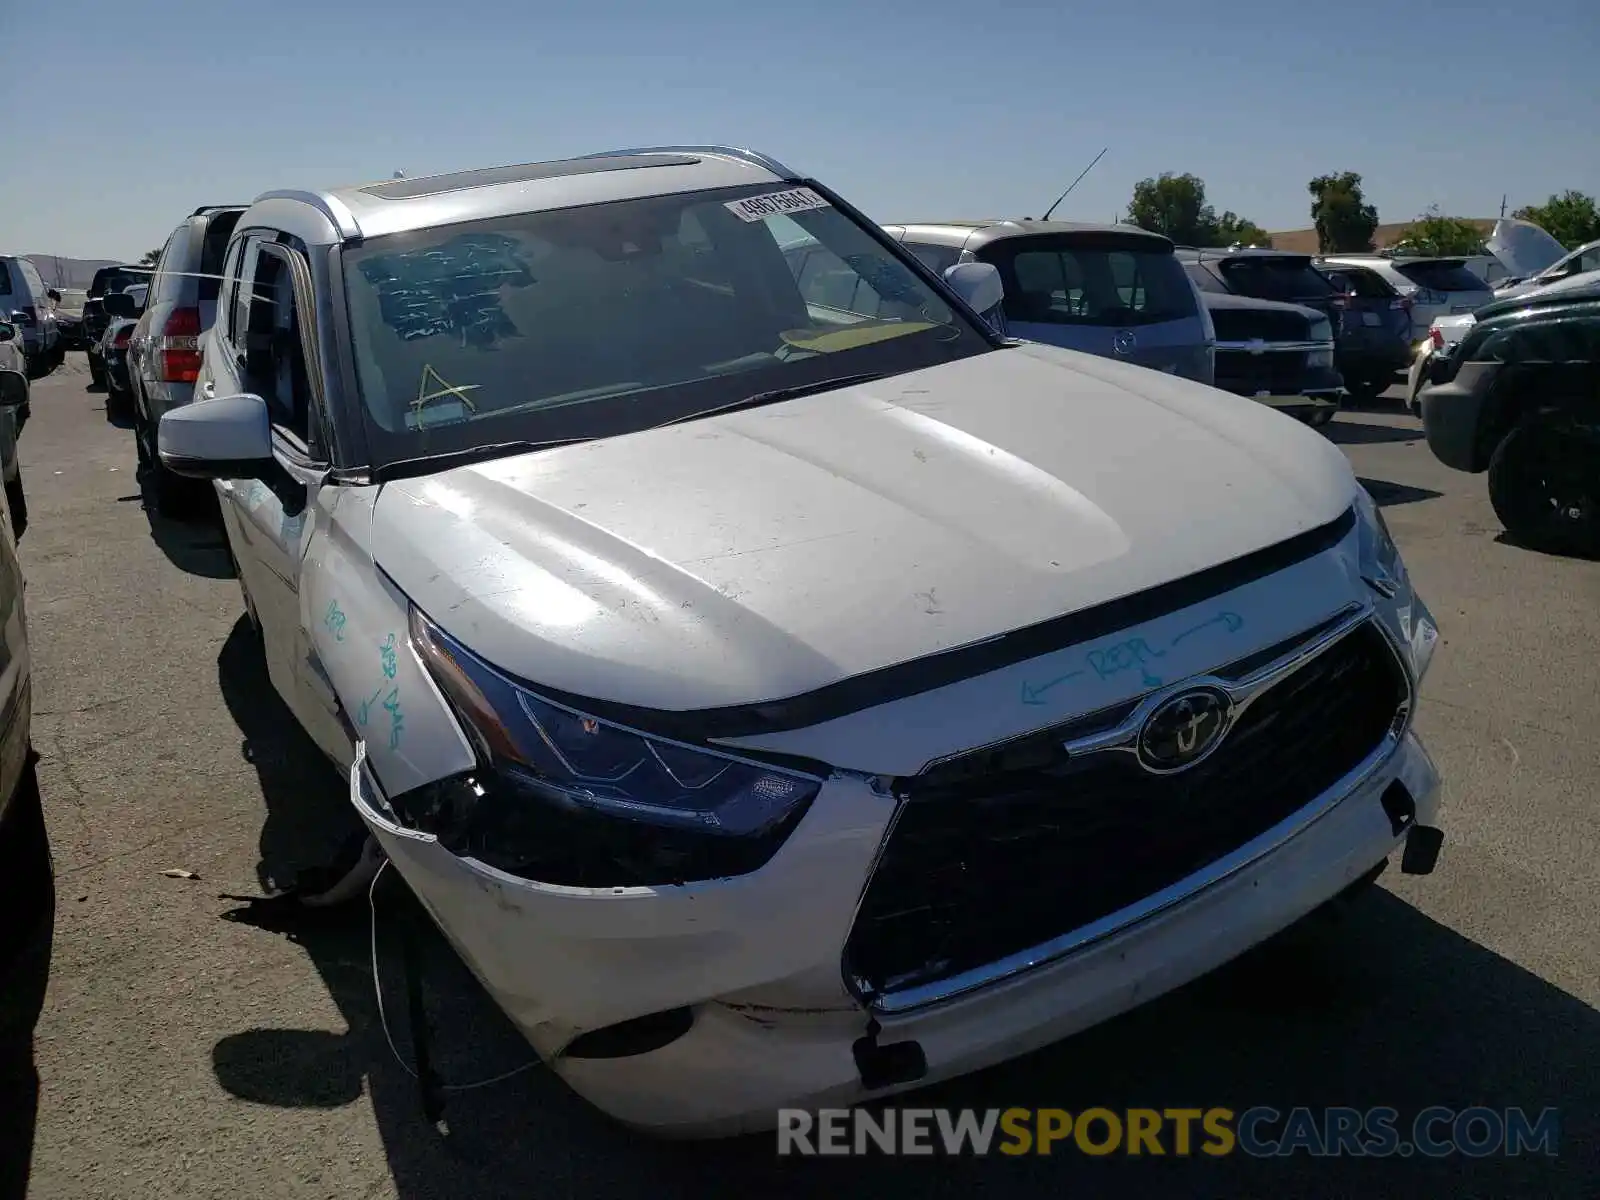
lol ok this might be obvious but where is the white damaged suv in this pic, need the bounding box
[159,147,1444,1137]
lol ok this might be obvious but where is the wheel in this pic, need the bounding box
[1345,377,1388,403]
[134,411,152,467]
[147,457,197,518]
[5,471,25,542]
[1487,415,1600,557]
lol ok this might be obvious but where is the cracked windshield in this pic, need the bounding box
[341,186,973,453]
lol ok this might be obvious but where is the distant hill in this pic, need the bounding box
[23,255,131,291]
[1266,219,1497,255]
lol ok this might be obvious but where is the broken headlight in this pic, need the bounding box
[400,607,823,886]
[1355,484,1407,600]
[1355,486,1438,682]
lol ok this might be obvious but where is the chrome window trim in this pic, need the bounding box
[847,606,1417,1016]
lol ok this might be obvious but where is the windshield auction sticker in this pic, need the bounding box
[725,188,831,222]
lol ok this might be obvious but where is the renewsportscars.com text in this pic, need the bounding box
[776,1106,1560,1158]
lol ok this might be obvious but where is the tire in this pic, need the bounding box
[147,459,196,519]
[6,472,26,542]
[134,411,152,468]
[1345,377,1388,403]
[1487,415,1600,557]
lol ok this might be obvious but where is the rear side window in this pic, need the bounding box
[1326,267,1395,298]
[199,212,244,301]
[1218,257,1336,300]
[0,261,12,294]
[904,242,961,278]
[1394,261,1487,293]
[986,239,1198,326]
[152,232,186,305]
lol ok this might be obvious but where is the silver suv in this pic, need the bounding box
[883,220,1215,384]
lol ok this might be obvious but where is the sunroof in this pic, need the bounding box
[360,154,702,200]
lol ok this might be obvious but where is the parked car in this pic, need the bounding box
[879,220,1214,384]
[1404,313,1478,414]
[127,205,247,512]
[1318,254,1492,342]
[1316,262,1415,400]
[99,285,148,410]
[1419,270,1600,555]
[158,146,1443,1138]
[50,294,85,351]
[0,321,46,1061]
[82,265,153,388]
[0,256,61,378]
[0,321,31,538]
[1491,237,1600,299]
[1178,251,1343,425]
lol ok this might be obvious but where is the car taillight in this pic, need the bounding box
[1429,327,1444,350]
[113,326,133,348]
[153,307,203,383]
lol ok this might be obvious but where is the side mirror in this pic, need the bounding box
[0,322,14,344]
[103,292,139,319]
[0,370,27,410]
[942,262,1005,318]
[158,393,275,480]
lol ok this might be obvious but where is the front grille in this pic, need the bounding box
[843,621,1408,1004]
[1214,349,1311,395]
[1210,307,1310,342]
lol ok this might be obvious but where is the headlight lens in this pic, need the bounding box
[1355,485,1407,599]
[402,607,823,885]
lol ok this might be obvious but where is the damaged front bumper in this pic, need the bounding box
[350,713,1442,1138]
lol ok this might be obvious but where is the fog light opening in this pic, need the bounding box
[562,1007,695,1060]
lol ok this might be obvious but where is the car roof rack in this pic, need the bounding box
[574,144,798,180]
[189,204,247,216]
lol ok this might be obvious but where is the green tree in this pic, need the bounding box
[1511,190,1600,249]
[138,248,162,266]
[1125,174,1270,247]
[1213,211,1272,248]
[1127,173,1212,244]
[1308,172,1379,253]
[1388,206,1485,257]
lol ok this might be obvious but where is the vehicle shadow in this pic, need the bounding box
[0,771,54,1200]
[1357,478,1444,508]
[1324,420,1424,446]
[133,464,233,579]
[203,620,1598,1197]
[1492,530,1600,563]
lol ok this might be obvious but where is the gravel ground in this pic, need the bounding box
[5,359,1598,1198]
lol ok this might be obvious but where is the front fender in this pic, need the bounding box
[300,485,476,799]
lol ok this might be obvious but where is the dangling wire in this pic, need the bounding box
[367,859,542,1091]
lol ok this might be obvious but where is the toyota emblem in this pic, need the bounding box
[1136,687,1232,774]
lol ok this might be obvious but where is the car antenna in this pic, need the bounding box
[1039,147,1109,222]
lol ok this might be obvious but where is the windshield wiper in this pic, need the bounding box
[653,372,887,430]
[371,438,592,483]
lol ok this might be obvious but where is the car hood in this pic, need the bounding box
[372,342,1357,714]
[1486,218,1568,280]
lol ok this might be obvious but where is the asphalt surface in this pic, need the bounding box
[6,357,1598,1198]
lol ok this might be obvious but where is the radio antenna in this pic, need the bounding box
[1040,147,1109,222]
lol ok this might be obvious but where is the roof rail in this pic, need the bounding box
[251,189,363,240]
[575,145,799,180]
[189,204,247,216]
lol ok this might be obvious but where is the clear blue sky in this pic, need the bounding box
[4,0,1597,260]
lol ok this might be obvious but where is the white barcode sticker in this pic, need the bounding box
[724,187,831,223]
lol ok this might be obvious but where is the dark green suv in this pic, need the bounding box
[1419,274,1600,556]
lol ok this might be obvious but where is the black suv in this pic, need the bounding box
[82,264,153,389]
[1178,249,1343,426]
[1419,274,1600,555]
